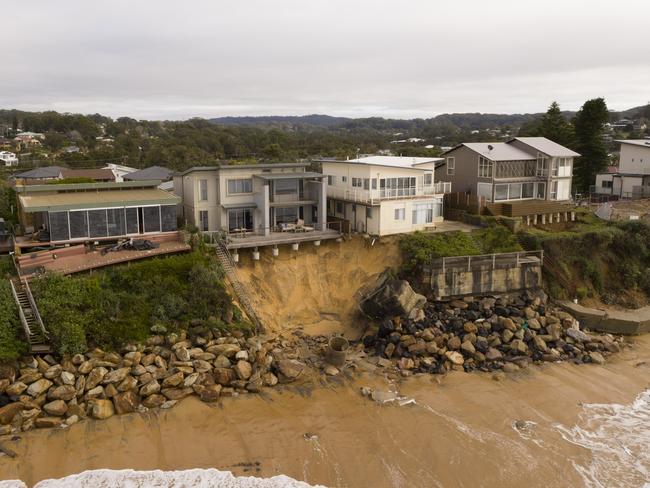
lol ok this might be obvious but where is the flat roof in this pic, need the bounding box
[14,180,162,193]
[176,163,308,176]
[616,139,650,148]
[19,188,180,213]
[254,172,324,180]
[320,156,442,171]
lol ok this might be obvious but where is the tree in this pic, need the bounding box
[572,98,609,193]
[537,102,575,148]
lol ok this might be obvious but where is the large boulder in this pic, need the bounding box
[48,385,77,401]
[90,399,115,420]
[26,379,52,397]
[43,400,67,417]
[0,402,24,424]
[276,359,306,382]
[360,279,426,319]
[113,391,140,415]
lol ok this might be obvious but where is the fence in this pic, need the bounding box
[443,191,487,218]
[430,250,544,274]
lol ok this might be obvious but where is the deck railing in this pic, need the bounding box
[327,183,451,204]
[431,250,544,273]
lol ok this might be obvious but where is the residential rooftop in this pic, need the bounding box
[319,155,443,170]
[511,137,581,157]
[615,139,650,148]
[176,162,309,176]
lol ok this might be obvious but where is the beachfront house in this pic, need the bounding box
[14,179,180,250]
[594,139,650,199]
[436,137,579,221]
[173,163,339,250]
[319,155,450,236]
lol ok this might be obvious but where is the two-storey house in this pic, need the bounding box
[320,156,449,236]
[595,139,650,198]
[173,163,338,250]
[436,137,579,220]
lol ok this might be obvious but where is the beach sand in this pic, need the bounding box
[1,335,648,488]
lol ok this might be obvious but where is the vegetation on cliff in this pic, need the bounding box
[30,252,238,356]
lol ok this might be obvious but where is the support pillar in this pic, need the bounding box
[542,214,546,224]
[571,211,576,221]
[533,214,538,225]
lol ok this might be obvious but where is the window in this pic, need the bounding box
[199,179,208,201]
[49,211,70,241]
[69,211,88,239]
[274,179,297,195]
[446,157,455,175]
[412,203,434,224]
[522,182,535,199]
[327,175,335,185]
[602,180,613,189]
[227,178,252,194]
[556,158,572,177]
[536,182,546,199]
[477,183,493,202]
[199,210,209,231]
[107,208,126,236]
[371,178,377,190]
[509,183,523,200]
[366,207,373,218]
[161,205,177,232]
[394,208,406,220]
[363,178,370,190]
[494,184,509,201]
[550,181,558,200]
[88,209,108,237]
[351,177,362,188]
[228,208,253,231]
[380,177,417,197]
[478,156,493,178]
[424,173,433,185]
[536,154,548,176]
[342,176,347,183]
[125,208,139,234]
[143,206,161,233]
[275,207,298,225]
[336,201,343,214]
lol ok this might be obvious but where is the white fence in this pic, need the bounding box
[327,182,451,204]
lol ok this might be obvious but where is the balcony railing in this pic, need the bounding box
[327,183,451,204]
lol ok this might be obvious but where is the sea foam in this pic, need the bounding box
[1,468,326,488]
[555,389,650,488]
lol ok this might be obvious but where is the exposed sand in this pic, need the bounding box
[236,236,402,338]
[1,336,648,488]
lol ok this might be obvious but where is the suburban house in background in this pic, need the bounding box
[437,137,580,222]
[103,163,138,182]
[174,163,339,250]
[14,179,180,250]
[0,151,19,166]
[320,155,450,236]
[124,165,174,191]
[594,139,650,199]
[13,167,116,183]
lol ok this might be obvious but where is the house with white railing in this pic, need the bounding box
[319,155,450,235]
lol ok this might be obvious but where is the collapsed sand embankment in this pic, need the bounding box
[235,236,402,337]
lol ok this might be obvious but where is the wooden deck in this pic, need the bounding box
[486,200,572,217]
[17,233,190,278]
[224,228,341,250]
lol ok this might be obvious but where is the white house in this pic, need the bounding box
[103,163,138,182]
[595,139,650,198]
[320,155,450,236]
[0,151,18,166]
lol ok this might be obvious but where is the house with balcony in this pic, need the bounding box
[173,163,339,250]
[0,151,19,166]
[594,139,650,199]
[436,137,579,222]
[319,155,449,236]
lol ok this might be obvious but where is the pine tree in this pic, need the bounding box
[572,98,609,193]
[538,101,575,148]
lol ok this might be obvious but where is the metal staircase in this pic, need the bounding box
[9,278,51,354]
[214,241,265,334]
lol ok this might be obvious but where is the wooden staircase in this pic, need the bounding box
[9,278,51,354]
[214,241,265,334]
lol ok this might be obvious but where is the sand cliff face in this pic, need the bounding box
[235,236,402,337]
[0,336,648,488]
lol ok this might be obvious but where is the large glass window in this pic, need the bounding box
[478,156,493,178]
[536,182,546,199]
[106,208,126,236]
[88,210,108,238]
[536,154,548,176]
[49,211,70,241]
[494,184,509,201]
[509,183,523,200]
[199,179,208,201]
[69,211,88,239]
[125,208,139,234]
[143,206,161,233]
[161,205,177,232]
[275,207,298,224]
[380,177,417,197]
[522,182,535,199]
[227,178,252,194]
[274,179,297,195]
[412,203,435,224]
[446,157,455,175]
[228,208,253,231]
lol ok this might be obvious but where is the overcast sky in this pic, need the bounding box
[3,0,649,120]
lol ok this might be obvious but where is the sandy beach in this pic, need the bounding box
[0,335,648,487]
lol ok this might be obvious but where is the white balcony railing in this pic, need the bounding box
[327,183,451,204]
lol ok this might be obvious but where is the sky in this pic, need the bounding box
[3,0,650,120]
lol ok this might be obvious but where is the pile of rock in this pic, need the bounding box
[0,327,309,434]
[362,290,625,376]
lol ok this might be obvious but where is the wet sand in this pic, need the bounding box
[1,336,648,488]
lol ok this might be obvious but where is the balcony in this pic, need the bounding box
[327,182,451,204]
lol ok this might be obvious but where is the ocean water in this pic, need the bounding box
[0,469,326,488]
[555,389,650,488]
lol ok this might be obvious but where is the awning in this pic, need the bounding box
[221,203,258,210]
[19,188,180,213]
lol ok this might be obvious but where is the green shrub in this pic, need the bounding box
[473,225,523,254]
[400,231,482,273]
[576,287,589,299]
[0,281,27,361]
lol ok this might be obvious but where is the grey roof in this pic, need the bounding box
[512,137,581,157]
[14,166,66,179]
[124,165,173,181]
[455,143,535,161]
[615,139,650,148]
[176,163,308,176]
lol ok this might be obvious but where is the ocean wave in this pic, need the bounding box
[555,389,650,488]
[0,468,327,488]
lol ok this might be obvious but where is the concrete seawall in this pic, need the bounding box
[560,301,650,335]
